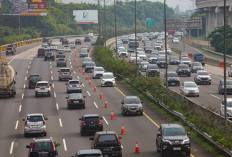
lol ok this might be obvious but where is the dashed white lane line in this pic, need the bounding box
[93,102,98,108]
[25,77,27,81]
[63,139,67,151]
[15,120,19,130]
[9,141,14,154]
[54,92,56,98]
[74,71,76,74]
[121,145,124,149]
[19,105,22,112]
[52,84,55,88]
[26,70,28,74]
[50,61,51,65]
[50,65,52,69]
[51,76,53,80]
[87,91,91,96]
[71,66,73,69]
[28,65,30,69]
[77,76,79,79]
[56,103,59,110]
[82,83,85,87]
[8,55,17,64]
[22,93,24,99]
[29,60,31,64]
[51,71,52,74]
[59,118,63,127]
[210,94,221,100]
[70,62,71,64]
[24,84,26,89]
[103,116,109,125]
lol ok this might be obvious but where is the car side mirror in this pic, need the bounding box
[22,119,25,121]
[66,97,68,99]
[55,143,60,147]
[157,131,161,136]
[15,72,17,75]
[79,118,82,120]
[89,137,94,140]
[26,145,30,149]
[118,136,122,139]
[100,117,103,120]
[57,71,60,72]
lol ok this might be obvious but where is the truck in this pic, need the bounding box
[193,53,205,66]
[0,62,16,97]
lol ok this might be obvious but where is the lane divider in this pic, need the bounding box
[63,138,67,151]
[9,141,14,154]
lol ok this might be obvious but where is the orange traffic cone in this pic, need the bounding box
[79,68,81,72]
[94,85,97,92]
[86,75,88,80]
[104,99,108,108]
[89,80,92,85]
[121,124,125,135]
[135,141,140,153]
[100,92,103,99]
[82,70,85,75]
[76,64,79,68]
[74,58,76,61]
[111,110,115,120]
[75,62,78,65]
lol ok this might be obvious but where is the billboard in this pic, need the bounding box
[28,0,46,13]
[73,10,98,24]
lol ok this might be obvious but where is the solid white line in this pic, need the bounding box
[52,84,54,88]
[9,141,14,154]
[19,105,22,112]
[103,116,109,125]
[54,92,56,98]
[24,84,26,89]
[51,76,53,80]
[82,83,85,87]
[8,56,17,64]
[59,118,63,127]
[87,91,91,96]
[63,139,67,151]
[56,103,59,110]
[22,93,24,99]
[29,60,31,64]
[15,120,19,130]
[210,94,221,100]
[77,76,79,79]
[94,102,98,108]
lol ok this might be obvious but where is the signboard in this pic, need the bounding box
[1,0,27,15]
[166,16,202,30]
[145,18,155,26]
[28,0,46,13]
[73,10,98,24]
[20,12,47,16]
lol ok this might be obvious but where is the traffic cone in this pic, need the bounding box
[82,70,85,75]
[76,64,79,68]
[94,85,97,92]
[121,124,125,135]
[79,68,81,72]
[86,74,88,80]
[135,141,140,153]
[104,99,108,108]
[100,92,103,99]
[74,58,76,62]
[111,110,115,120]
[89,80,92,85]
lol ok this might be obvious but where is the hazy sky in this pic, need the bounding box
[63,0,196,11]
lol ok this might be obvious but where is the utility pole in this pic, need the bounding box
[98,0,101,46]
[182,16,186,51]
[114,0,117,58]
[18,15,21,35]
[164,0,168,89]
[135,0,137,77]
[104,0,106,48]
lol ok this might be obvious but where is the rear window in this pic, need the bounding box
[69,81,79,84]
[33,142,53,151]
[38,49,44,53]
[98,134,117,142]
[30,75,39,79]
[80,49,88,53]
[60,69,71,72]
[78,155,101,157]
[125,98,141,104]
[84,117,99,122]
[37,83,48,87]
[27,116,43,122]
[69,94,82,99]
[58,58,65,61]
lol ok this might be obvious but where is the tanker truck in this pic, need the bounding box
[0,62,16,97]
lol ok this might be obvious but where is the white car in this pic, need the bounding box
[70,42,75,49]
[180,81,199,97]
[166,48,171,54]
[180,57,192,67]
[228,65,232,77]
[220,98,232,120]
[155,43,162,50]
[172,37,180,44]
[93,67,104,79]
[194,70,211,85]
[118,48,128,58]
[137,52,146,60]
[50,43,57,50]
[129,53,136,63]
[158,51,166,57]
[101,72,116,87]
[35,81,51,97]
[64,45,71,52]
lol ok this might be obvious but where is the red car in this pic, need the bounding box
[37,48,45,57]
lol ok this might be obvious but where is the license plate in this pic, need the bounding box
[40,88,45,90]
[72,85,76,87]
[171,83,176,85]
[104,148,111,151]
[173,147,181,150]
[74,101,79,103]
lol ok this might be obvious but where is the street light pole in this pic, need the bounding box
[114,0,117,58]
[164,0,168,90]
[182,16,186,51]
[98,0,101,46]
[104,0,106,48]
[135,0,138,77]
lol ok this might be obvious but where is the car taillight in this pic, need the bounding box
[82,121,86,126]
[59,72,63,74]
[116,135,121,146]
[30,143,34,152]
[43,120,45,125]
[94,135,99,147]
[25,120,27,126]
[68,100,72,103]
[99,121,103,125]
[68,82,70,86]
[51,142,55,151]
[69,72,72,74]
[39,78,42,81]
[35,86,40,88]
[46,86,49,88]
[82,99,85,102]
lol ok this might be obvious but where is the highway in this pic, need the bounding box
[0,37,215,157]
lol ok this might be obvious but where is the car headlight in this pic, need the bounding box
[183,138,190,144]
[195,88,199,92]
[40,125,46,129]
[162,139,171,145]
[101,80,106,83]
[184,89,189,93]
[138,105,143,109]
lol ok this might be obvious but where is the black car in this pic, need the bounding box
[62,39,69,45]
[56,53,65,59]
[44,51,55,61]
[75,39,82,45]
[79,48,89,58]
[85,62,96,73]
[157,57,168,68]
[156,124,191,157]
[176,64,191,77]
[84,36,91,42]
[90,131,122,157]
[56,58,67,67]
[60,37,65,42]
[79,114,103,136]
[66,93,86,109]
[164,71,180,86]
[72,149,103,157]
[27,75,42,89]
[169,56,180,65]
[6,47,16,55]
[26,138,60,157]
[146,64,160,77]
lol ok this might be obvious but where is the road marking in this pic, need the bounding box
[210,94,221,100]
[51,71,52,74]
[9,141,14,154]
[29,60,31,64]
[51,76,53,80]
[56,103,59,110]
[26,70,28,74]
[71,65,73,69]
[70,62,71,64]
[59,118,63,127]
[87,91,91,96]
[82,83,85,87]
[50,61,51,65]
[114,87,126,96]
[15,120,18,130]
[54,92,56,98]
[52,84,54,88]
[77,76,79,79]
[19,105,22,112]
[28,65,30,69]
[94,102,98,108]
[50,65,52,69]
[63,139,67,151]
[143,112,159,128]
[121,145,123,149]
[160,72,164,75]
[24,84,25,89]
[74,71,76,74]
[8,56,17,64]
[25,77,27,81]
[103,116,109,125]
[22,93,24,99]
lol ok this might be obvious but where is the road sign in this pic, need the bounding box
[146,18,154,26]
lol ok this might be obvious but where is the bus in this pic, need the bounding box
[168,30,176,39]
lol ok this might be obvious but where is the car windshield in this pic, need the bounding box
[95,67,104,71]
[131,54,136,57]
[37,83,48,87]
[84,117,99,123]
[125,98,141,104]
[84,58,92,61]
[179,65,189,69]
[158,58,165,61]
[98,135,117,143]
[103,74,114,79]
[150,54,158,58]
[181,58,190,61]
[221,81,232,85]
[226,101,232,107]
[69,81,79,84]
[69,94,82,99]
[168,73,178,77]
[171,57,178,60]
[148,65,158,69]
[58,59,65,61]
[184,82,197,88]
[30,75,39,79]
[46,52,52,55]
[198,71,209,75]
[33,142,53,151]
[193,62,201,66]
[80,49,88,53]
[60,69,70,72]
[27,116,43,122]
[163,127,186,136]
[87,63,96,66]
[78,154,101,157]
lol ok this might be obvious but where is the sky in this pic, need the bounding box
[63,0,196,11]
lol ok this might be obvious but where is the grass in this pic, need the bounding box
[120,79,226,157]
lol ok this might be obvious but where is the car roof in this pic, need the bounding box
[37,81,48,84]
[95,131,117,135]
[183,81,195,84]
[78,149,102,155]
[69,93,83,96]
[197,70,207,73]
[125,96,139,99]
[27,113,43,117]
[161,123,183,129]
[33,138,53,143]
[103,72,113,75]
[60,68,70,70]
[68,79,80,82]
[83,114,99,118]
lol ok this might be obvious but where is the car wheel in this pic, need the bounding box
[209,82,211,85]
[35,92,38,97]
[67,104,71,110]
[122,110,126,116]
[24,133,29,138]
[48,92,51,97]
[118,152,122,157]
[197,94,199,97]
[44,133,47,136]
[140,112,143,116]
[81,130,85,136]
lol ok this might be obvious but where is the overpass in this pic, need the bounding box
[196,0,232,35]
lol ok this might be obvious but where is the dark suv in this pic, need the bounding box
[79,114,103,136]
[84,36,91,42]
[75,39,82,45]
[26,138,60,157]
[218,79,232,94]
[27,75,42,89]
[6,47,16,55]
[90,131,122,157]
[44,51,55,61]
[156,124,191,157]
[85,62,96,73]
[38,48,45,57]
[121,96,143,116]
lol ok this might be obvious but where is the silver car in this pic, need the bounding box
[92,67,104,79]
[191,62,203,73]
[180,81,199,97]
[82,57,92,67]
[121,96,143,116]
[66,79,82,93]
[58,68,72,81]
[23,113,48,137]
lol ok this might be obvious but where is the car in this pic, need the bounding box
[139,62,149,72]
[172,37,180,44]
[101,72,116,87]
[85,61,96,73]
[37,48,45,57]
[84,36,91,42]
[91,39,96,46]
[89,131,122,157]
[26,138,60,157]
[218,79,232,94]
[56,58,67,67]
[75,39,82,45]
[164,71,180,86]
[42,43,49,48]
[179,52,189,59]
[144,46,153,53]
[66,93,86,109]
[62,39,69,45]
[158,51,166,57]
[156,124,191,156]
[180,57,191,67]
[56,51,65,58]
[50,43,57,50]
[58,68,72,81]
[228,65,232,77]
[148,54,158,64]
[27,74,42,89]
[44,51,55,61]
[220,98,232,120]
[35,81,51,97]
[118,48,128,58]
[66,79,82,93]
[146,64,160,77]
[166,48,171,54]
[137,52,146,60]
[6,47,16,55]
[157,57,168,68]
[23,113,48,137]
[79,114,103,136]
[43,37,52,46]
[82,57,92,67]
[79,48,89,57]
[70,42,75,49]
[194,70,211,85]
[180,81,199,97]
[169,56,180,65]
[83,46,90,52]
[72,149,103,157]
[60,36,65,42]
[129,53,136,63]
[155,43,162,50]
[92,67,104,79]
[64,45,71,52]
[121,96,143,116]
[176,64,191,77]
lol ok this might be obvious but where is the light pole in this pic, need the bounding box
[135,0,138,77]
[114,0,117,58]
[98,0,101,46]
[104,0,106,48]
[164,0,168,89]
[182,16,186,51]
